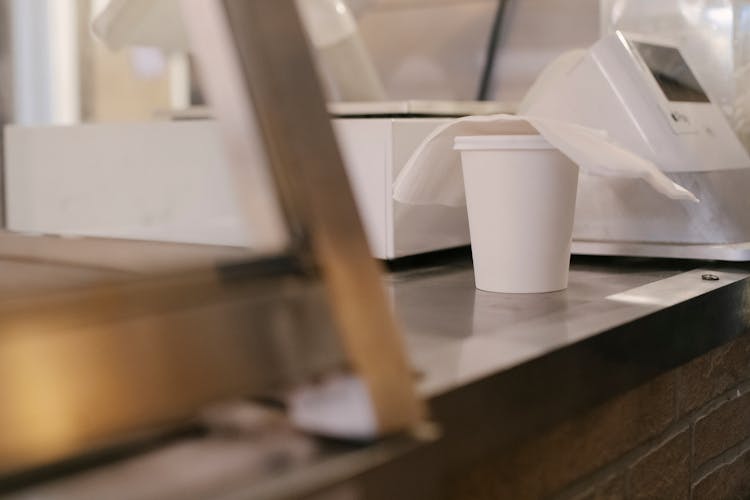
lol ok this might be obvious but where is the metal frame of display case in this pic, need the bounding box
[0,0,423,481]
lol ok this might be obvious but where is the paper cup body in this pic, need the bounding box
[455,135,579,293]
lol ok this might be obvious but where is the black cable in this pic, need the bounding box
[477,0,510,101]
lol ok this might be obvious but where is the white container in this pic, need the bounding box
[454,135,579,293]
[5,118,466,260]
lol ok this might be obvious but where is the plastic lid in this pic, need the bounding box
[454,135,553,151]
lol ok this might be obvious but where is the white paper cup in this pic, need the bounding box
[454,135,579,293]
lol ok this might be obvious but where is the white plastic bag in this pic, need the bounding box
[393,114,698,206]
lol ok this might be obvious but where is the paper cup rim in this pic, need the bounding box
[454,134,553,151]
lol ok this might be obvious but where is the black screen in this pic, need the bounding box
[633,42,710,103]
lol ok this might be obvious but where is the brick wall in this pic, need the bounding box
[448,333,750,500]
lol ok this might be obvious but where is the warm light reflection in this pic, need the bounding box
[0,326,81,468]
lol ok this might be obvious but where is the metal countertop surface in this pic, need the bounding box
[5,253,750,499]
[389,257,748,398]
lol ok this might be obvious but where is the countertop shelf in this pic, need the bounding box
[395,255,748,400]
[7,252,750,499]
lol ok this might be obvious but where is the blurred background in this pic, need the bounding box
[0,0,601,256]
[2,0,748,142]
[2,0,190,125]
[0,0,749,255]
[0,0,600,126]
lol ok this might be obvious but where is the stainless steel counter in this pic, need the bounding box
[392,258,747,397]
[5,254,750,499]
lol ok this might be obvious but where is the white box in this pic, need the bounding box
[4,118,470,260]
[333,118,469,259]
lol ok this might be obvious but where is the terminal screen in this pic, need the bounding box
[633,42,710,103]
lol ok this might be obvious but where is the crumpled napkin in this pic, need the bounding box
[393,114,698,206]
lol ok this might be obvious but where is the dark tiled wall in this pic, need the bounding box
[449,333,750,500]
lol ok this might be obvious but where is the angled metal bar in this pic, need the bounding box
[187,0,424,433]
